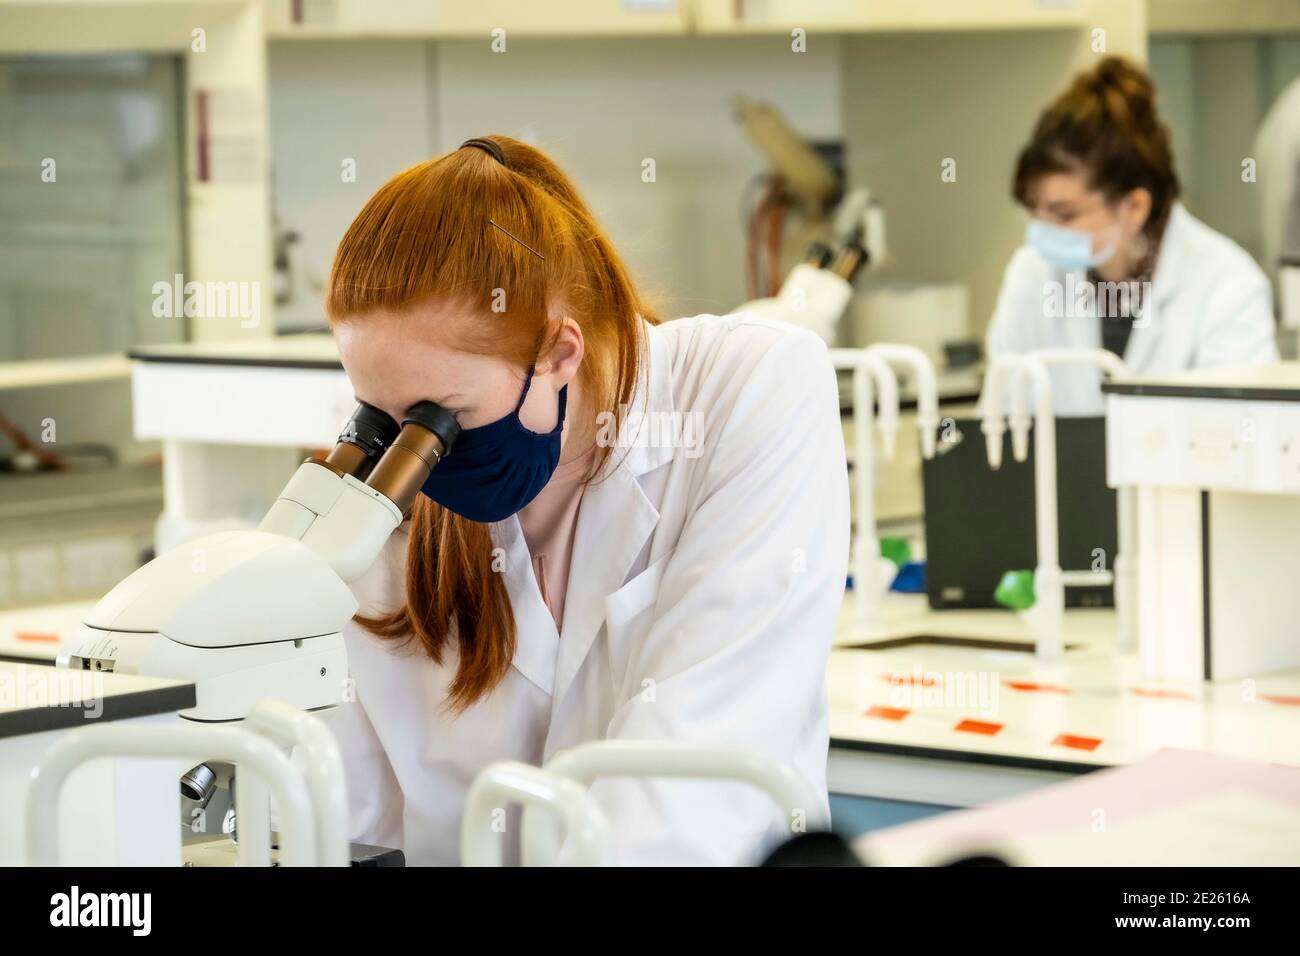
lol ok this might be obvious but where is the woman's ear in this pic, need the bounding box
[538,317,584,386]
[1122,187,1153,236]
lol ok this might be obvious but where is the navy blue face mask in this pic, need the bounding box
[419,367,567,523]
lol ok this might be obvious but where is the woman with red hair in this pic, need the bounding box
[322,135,848,865]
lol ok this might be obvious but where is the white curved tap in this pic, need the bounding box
[1028,348,1137,653]
[982,355,1064,659]
[830,346,939,625]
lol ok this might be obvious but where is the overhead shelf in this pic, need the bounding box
[658,0,1085,35]
[0,354,132,392]
[265,0,1091,40]
[265,0,692,39]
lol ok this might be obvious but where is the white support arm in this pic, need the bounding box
[27,723,317,866]
[829,349,900,624]
[461,762,613,867]
[1029,347,1137,653]
[244,700,349,867]
[866,343,940,459]
[521,740,823,867]
[982,356,1064,659]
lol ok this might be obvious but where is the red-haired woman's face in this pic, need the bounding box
[333,300,584,434]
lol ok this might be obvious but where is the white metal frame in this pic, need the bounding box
[514,740,823,866]
[26,702,345,867]
[1028,348,1137,651]
[982,355,1064,658]
[461,761,613,867]
[243,700,349,867]
[829,345,939,625]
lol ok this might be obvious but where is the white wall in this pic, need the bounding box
[267,39,435,330]
[843,1,1145,337]
[268,34,843,324]
[1150,34,1300,264]
[267,16,1147,336]
[842,29,1086,336]
[430,35,844,318]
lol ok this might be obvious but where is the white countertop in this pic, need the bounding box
[0,353,133,391]
[0,601,91,662]
[830,594,1300,771]
[130,333,340,367]
[0,658,193,738]
[8,595,1299,773]
[1104,359,1300,397]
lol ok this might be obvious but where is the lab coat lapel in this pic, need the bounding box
[549,323,675,712]
[492,516,559,695]
[1125,205,1187,371]
[550,467,660,711]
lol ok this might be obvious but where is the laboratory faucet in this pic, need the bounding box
[830,344,939,627]
[830,349,898,625]
[981,356,1064,659]
[1026,348,1136,653]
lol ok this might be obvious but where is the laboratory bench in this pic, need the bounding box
[7,593,1300,821]
[0,601,89,663]
[826,593,1300,835]
[0,657,195,865]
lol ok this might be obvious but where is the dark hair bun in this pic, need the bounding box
[1013,56,1180,239]
[1088,56,1160,137]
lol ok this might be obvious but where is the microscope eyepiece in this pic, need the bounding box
[402,400,461,458]
[340,401,401,460]
[324,402,401,479]
[363,399,459,515]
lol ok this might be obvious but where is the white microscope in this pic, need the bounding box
[54,398,461,858]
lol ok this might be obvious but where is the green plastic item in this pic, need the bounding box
[879,536,911,569]
[994,569,1036,610]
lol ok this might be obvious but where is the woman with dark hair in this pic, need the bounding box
[987,56,1277,414]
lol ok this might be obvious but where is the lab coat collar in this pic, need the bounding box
[594,320,677,479]
[492,516,559,695]
[490,321,673,698]
[1148,203,1188,308]
[549,320,674,709]
[1124,203,1187,369]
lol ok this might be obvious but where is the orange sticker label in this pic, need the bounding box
[1052,733,1102,751]
[16,632,59,643]
[865,706,910,721]
[954,719,1003,736]
[1003,680,1069,694]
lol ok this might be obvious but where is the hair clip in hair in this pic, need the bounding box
[489,219,545,261]
[460,137,507,166]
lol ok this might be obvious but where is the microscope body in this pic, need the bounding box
[61,400,459,723]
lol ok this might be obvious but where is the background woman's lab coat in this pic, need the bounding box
[986,203,1278,415]
[322,313,850,865]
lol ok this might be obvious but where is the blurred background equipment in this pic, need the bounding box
[734,94,887,343]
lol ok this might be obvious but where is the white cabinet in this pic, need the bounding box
[692,0,1088,34]
[265,0,691,38]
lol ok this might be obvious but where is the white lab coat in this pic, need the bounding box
[321,312,849,865]
[985,203,1278,415]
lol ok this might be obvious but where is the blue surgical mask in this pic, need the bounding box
[1025,219,1118,273]
[419,367,566,523]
